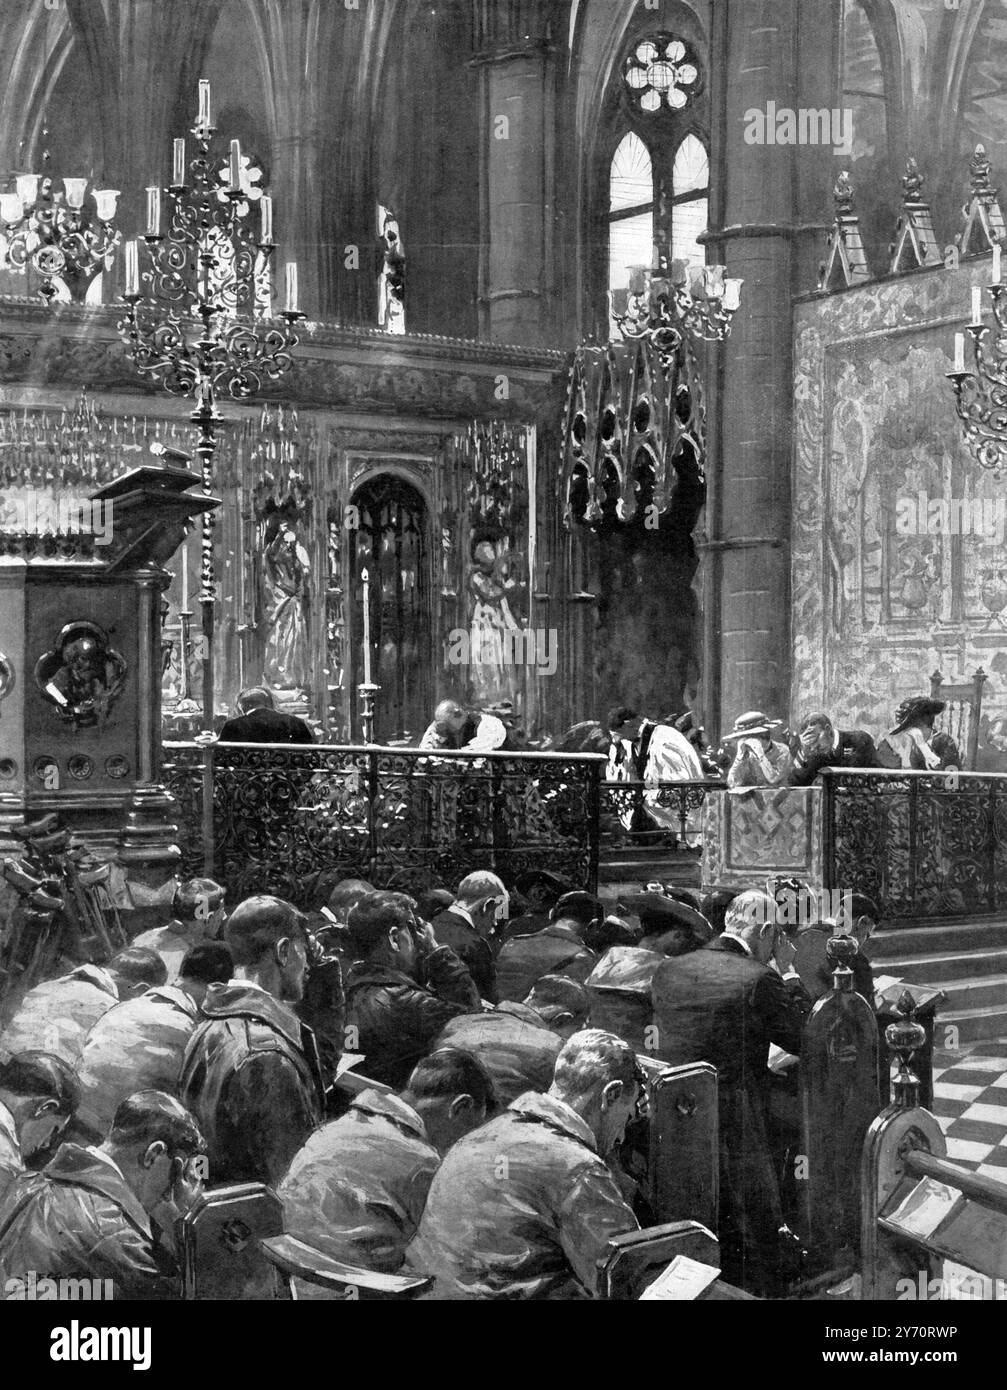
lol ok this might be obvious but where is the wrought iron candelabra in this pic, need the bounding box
[609,257,743,364]
[0,174,120,302]
[117,81,304,731]
[947,267,1007,477]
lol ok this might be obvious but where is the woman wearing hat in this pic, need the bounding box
[876,697,960,771]
[723,711,793,790]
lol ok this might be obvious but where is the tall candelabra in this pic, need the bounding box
[0,173,120,302]
[947,257,1007,477]
[117,80,304,731]
[609,256,743,364]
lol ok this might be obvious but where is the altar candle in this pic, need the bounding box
[995,242,1003,285]
[285,261,298,312]
[172,138,186,187]
[146,185,161,237]
[954,332,966,373]
[124,239,139,296]
[361,568,372,684]
[197,80,211,130]
[259,195,273,245]
[181,540,189,612]
[229,139,242,193]
[972,285,983,326]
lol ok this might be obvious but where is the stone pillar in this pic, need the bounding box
[65,0,225,248]
[241,0,341,321]
[702,0,838,735]
[472,0,557,346]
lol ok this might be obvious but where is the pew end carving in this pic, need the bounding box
[801,932,881,1270]
[856,992,1007,1300]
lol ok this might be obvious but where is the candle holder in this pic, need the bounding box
[357,682,380,744]
[946,279,1007,477]
[116,85,303,732]
[609,259,743,364]
[0,175,121,302]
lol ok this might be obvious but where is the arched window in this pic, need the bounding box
[608,132,654,321]
[605,32,708,336]
[670,134,708,268]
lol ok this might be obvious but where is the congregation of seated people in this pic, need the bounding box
[0,841,889,1301]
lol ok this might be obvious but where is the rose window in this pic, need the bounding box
[624,36,700,113]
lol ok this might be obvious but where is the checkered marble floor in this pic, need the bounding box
[931,1040,1007,1180]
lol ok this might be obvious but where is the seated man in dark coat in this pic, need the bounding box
[789,712,878,785]
[343,891,481,1089]
[217,686,314,745]
[650,889,812,1295]
[495,892,601,1003]
[407,1029,641,1299]
[179,896,324,1187]
[431,976,590,1107]
[0,1091,205,1300]
[279,1048,495,1285]
[430,871,508,1003]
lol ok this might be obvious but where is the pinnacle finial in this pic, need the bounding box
[835,170,854,214]
[903,156,924,203]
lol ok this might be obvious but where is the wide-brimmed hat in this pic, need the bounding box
[622,891,713,945]
[889,696,945,736]
[722,710,783,742]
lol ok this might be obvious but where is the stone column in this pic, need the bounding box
[65,0,225,249]
[242,0,341,321]
[471,0,557,346]
[702,0,838,735]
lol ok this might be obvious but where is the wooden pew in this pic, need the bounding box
[799,932,881,1266]
[602,1220,756,1300]
[862,994,1007,1299]
[633,1056,718,1232]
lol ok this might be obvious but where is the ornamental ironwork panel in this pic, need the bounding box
[162,742,601,906]
[600,779,723,851]
[824,769,1007,918]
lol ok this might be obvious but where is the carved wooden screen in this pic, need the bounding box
[348,475,431,743]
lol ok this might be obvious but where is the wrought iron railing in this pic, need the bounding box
[822,768,1007,919]
[598,778,725,852]
[162,741,604,906]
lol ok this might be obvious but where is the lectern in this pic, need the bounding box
[0,461,218,888]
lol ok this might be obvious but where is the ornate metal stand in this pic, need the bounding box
[117,86,303,731]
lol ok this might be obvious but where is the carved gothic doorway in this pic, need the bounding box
[348,474,431,743]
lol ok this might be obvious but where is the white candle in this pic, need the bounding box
[995,242,1003,285]
[124,239,139,296]
[229,139,242,192]
[972,285,983,326]
[181,540,189,611]
[197,80,211,129]
[146,185,161,237]
[172,138,186,186]
[259,195,273,244]
[954,332,966,373]
[285,261,298,312]
[361,568,372,684]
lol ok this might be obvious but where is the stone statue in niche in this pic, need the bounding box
[467,537,526,708]
[35,621,127,728]
[263,520,311,695]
